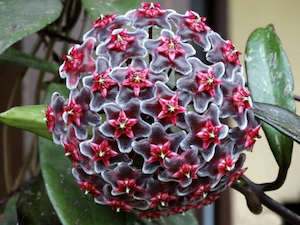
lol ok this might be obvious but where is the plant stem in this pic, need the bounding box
[259,166,288,191]
[233,176,300,224]
[148,27,153,63]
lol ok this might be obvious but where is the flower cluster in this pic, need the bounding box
[46,2,261,219]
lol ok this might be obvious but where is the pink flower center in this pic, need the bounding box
[157,93,186,126]
[121,67,153,97]
[62,47,84,74]
[184,11,210,33]
[222,40,241,66]
[243,125,261,150]
[138,2,166,18]
[217,154,237,176]
[195,67,223,97]
[190,183,211,201]
[108,110,138,139]
[64,98,83,126]
[77,180,101,197]
[148,140,177,164]
[90,69,117,98]
[172,163,200,183]
[232,85,252,114]
[196,120,223,150]
[92,14,117,29]
[107,29,136,51]
[89,139,119,167]
[45,104,55,132]
[150,192,177,208]
[116,178,140,195]
[107,200,132,212]
[156,36,186,62]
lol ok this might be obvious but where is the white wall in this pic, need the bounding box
[229,1,300,224]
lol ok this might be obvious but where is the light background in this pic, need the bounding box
[229,0,300,224]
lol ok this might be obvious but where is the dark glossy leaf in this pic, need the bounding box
[0,0,63,54]
[0,105,51,139]
[1,195,18,225]
[17,175,62,225]
[245,24,296,167]
[82,0,140,20]
[39,137,131,225]
[253,102,300,144]
[0,48,59,74]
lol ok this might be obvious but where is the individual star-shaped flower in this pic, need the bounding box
[96,28,147,67]
[181,103,228,161]
[126,2,172,29]
[206,32,242,79]
[77,180,102,197]
[229,110,261,152]
[102,163,148,197]
[61,127,94,174]
[133,122,185,174]
[141,82,191,129]
[72,167,106,197]
[159,148,203,188]
[80,128,131,173]
[177,57,224,113]
[111,58,167,105]
[95,184,149,212]
[232,85,252,115]
[220,73,252,129]
[83,14,129,42]
[145,29,195,74]
[100,100,151,153]
[62,88,101,140]
[198,141,246,186]
[170,10,211,51]
[45,92,66,144]
[83,57,118,112]
[59,38,96,89]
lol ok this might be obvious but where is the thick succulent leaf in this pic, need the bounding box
[82,0,140,20]
[1,195,18,225]
[253,102,300,144]
[0,0,63,54]
[0,105,51,139]
[39,137,131,225]
[17,175,61,225]
[245,24,295,167]
[0,48,59,74]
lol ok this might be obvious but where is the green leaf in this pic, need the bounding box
[245,24,296,167]
[0,48,59,74]
[1,195,18,225]
[82,0,140,20]
[253,102,300,144]
[0,105,51,139]
[0,0,63,54]
[39,137,131,225]
[17,175,62,225]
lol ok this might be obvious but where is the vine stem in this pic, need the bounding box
[232,176,300,224]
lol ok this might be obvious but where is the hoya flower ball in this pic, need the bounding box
[45,2,261,218]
